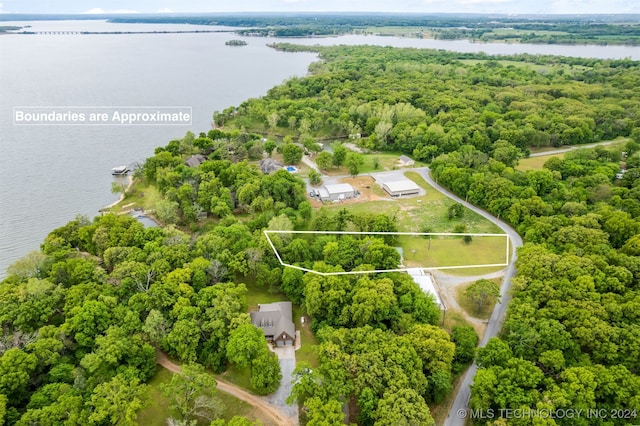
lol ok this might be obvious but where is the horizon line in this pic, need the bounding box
[2,12,639,16]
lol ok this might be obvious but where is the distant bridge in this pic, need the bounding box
[23,30,230,36]
[33,31,82,35]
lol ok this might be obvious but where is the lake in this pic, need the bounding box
[1,19,639,278]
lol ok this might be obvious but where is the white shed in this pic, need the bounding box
[398,155,415,166]
[321,183,356,201]
[382,180,421,197]
[407,268,444,310]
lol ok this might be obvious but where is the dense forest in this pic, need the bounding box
[0,123,447,424]
[218,44,639,163]
[433,147,640,425]
[216,45,640,425]
[2,42,640,425]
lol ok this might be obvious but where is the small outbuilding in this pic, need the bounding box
[407,268,445,311]
[382,179,421,197]
[250,301,296,347]
[320,183,357,201]
[398,155,415,167]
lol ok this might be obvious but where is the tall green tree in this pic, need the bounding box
[264,139,277,157]
[304,397,344,426]
[451,325,478,372]
[250,352,282,395]
[315,151,333,171]
[165,319,201,362]
[282,143,303,165]
[373,388,435,426]
[331,144,347,167]
[345,152,364,177]
[308,169,322,185]
[161,363,222,422]
[88,374,149,425]
[464,279,501,314]
[226,324,268,368]
[0,348,37,398]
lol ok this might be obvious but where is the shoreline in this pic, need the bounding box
[100,174,134,212]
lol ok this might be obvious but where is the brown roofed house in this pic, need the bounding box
[250,301,296,347]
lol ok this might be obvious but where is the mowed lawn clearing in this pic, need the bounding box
[516,153,565,171]
[401,234,508,269]
[323,171,502,235]
[518,138,629,171]
[322,152,426,176]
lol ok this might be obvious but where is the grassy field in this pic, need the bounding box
[314,172,507,275]
[220,363,253,393]
[242,274,289,311]
[323,171,502,235]
[516,153,565,171]
[137,366,270,425]
[108,179,163,214]
[442,265,507,277]
[136,367,173,425]
[293,306,320,368]
[323,152,426,176]
[441,310,473,334]
[517,138,629,171]
[401,235,508,270]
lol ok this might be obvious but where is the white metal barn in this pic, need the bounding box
[382,179,421,197]
[320,183,356,201]
[407,268,445,310]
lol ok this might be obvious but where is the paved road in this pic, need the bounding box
[301,155,319,171]
[528,139,624,157]
[416,168,524,426]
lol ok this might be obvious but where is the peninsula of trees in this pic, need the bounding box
[108,13,640,45]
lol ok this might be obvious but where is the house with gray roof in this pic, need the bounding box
[250,301,296,346]
[185,154,207,167]
[259,158,283,174]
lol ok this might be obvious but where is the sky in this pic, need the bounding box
[0,0,639,15]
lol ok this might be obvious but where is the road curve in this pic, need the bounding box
[156,350,296,426]
[416,168,524,426]
[528,139,624,157]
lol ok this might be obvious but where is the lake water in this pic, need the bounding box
[290,34,640,60]
[1,19,639,278]
[0,20,318,277]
